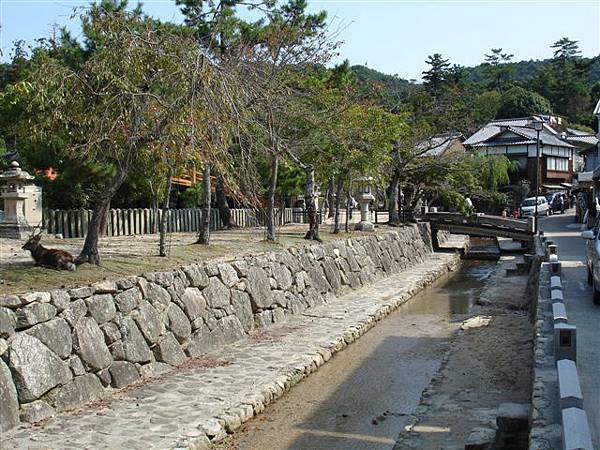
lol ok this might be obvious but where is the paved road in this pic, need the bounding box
[539,210,600,448]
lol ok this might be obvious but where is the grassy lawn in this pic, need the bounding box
[0,226,369,295]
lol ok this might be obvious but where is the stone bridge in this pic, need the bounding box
[424,212,535,243]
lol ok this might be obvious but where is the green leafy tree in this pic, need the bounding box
[483,48,515,91]
[422,53,450,96]
[496,86,552,118]
[14,9,244,264]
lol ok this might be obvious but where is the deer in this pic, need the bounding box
[21,230,77,271]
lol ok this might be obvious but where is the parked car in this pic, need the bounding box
[519,196,549,218]
[581,227,600,304]
[545,192,566,215]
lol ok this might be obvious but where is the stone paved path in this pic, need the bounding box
[0,253,458,450]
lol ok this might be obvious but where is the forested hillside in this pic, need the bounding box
[351,43,600,129]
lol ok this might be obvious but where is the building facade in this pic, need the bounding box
[464,115,597,194]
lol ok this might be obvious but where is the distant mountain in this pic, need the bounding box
[350,65,416,110]
[464,55,600,86]
[351,55,600,90]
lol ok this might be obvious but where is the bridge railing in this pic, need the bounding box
[424,212,534,234]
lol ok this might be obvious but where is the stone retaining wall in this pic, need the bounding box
[0,224,433,431]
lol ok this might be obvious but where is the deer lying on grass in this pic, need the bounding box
[22,232,77,271]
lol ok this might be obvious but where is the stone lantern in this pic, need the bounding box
[0,161,36,239]
[354,176,375,231]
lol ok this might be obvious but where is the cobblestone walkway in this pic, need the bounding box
[0,253,458,450]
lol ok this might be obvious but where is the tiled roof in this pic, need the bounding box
[464,124,574,148]
[417,132,464,156]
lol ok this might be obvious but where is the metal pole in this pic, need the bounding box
[535,129,540,234]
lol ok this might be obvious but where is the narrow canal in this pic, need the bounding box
[215,261,496,450]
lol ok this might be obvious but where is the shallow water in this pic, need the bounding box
[215,260,496,450]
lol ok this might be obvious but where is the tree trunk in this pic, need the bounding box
[266,153,279,241]
[197,164,211,245]
[303,165,320,241]
[333,178,344,234]
[327,177,335,218]
[152,196,159,234]
[215,173,233,229]
[387,167,400,225]
[76,161,130,265]
[345,184,351,233]
[159,168,173,257]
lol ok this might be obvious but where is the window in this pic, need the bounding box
[547,157,568,172]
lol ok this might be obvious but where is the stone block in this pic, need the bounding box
[154,332,186,366]
[116,278,135,290]
[0,295,20,308]
[109,361,140,388]
[86,294,117,324]
[72,317,113,371]
[496,403,529,432]
[26,318,72,358]
[19,399,55,424]
[179,287,208,321]
[245,266,273,311]
[270,263,293,290]
[231,260,249,277]
[165,303,192,342]
[552,302,568,323]
[68,355,86,376]
[49,290,71,312]
[554,322,577,361]
[0,359,19,431]
[121,317,152,363]
[186,316,245,357]
[562,407,593,450]
[0,307,16,337]
[139,362,171,378]
[145,282,172,311]
[20,292,51,304]
[15,302,57,329]
[68,287,94,299]
[557,359,584,410]
[202,278,230,309]
[8,333,72,402]
[254,310,273,328]
[92,280,119,294]
[60,298,87,326]
[231,290,254,333]
[218,263,239,288]
[308,266,331,294]
[96,368,112,387]
[132,300,164,344]
[0,338,7,356]
[321,258,341,291]
[100,322,121,345]
[183,265,210,288]
[272,308,285,323]
[114,287,142,314]
[46,374,103,411]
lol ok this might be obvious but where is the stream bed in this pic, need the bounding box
[214,260,496,450]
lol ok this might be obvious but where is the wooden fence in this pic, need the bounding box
[43,207,310,239]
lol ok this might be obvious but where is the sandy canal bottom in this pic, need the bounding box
[214,259,532,450]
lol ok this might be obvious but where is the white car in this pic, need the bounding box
[581,227,600,304]
[519,196,549,218]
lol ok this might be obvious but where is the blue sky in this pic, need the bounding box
[1,0,599,81]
